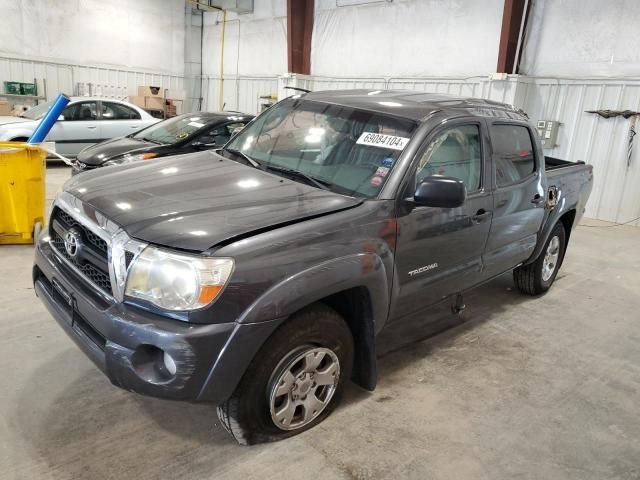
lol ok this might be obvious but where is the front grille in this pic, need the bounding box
[56,209,108,254]
[50,207,113,295]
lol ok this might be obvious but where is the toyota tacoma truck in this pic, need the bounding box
[34,90,593,445]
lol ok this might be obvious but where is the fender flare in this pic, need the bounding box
[198,253,389,402]
[525,195,573,265]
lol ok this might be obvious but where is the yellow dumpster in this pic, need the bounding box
[0,142,46,244]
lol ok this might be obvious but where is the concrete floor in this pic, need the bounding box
[2,165,640,480]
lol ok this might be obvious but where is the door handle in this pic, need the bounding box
[531,194,545,205]
[87,125,97,130]
[472,209,492,223]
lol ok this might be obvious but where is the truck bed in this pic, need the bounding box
[545,156,586,171]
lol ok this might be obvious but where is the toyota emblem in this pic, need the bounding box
[63,230,82,258]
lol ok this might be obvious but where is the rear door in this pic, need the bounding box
[47,100,101,156]
[393,119,493,321]
[483,122,546,277]
[99,101,145,139]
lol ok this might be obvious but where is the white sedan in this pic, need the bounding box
[0,97,160,157]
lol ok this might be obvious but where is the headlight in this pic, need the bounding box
[125,246,234,311]
[104,152,157,166]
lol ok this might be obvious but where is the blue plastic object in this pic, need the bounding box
[27,94,70,144]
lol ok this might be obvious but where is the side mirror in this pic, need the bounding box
[414,176,466,208]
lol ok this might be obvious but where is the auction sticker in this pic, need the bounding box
[370,176,383,187]
[356,132,410,151]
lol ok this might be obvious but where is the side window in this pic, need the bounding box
[62,102,98,121]
[416,124,482,192]
[491,124,535,187]
[101,102,141,120]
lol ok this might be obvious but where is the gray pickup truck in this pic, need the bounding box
[34,90,593,445]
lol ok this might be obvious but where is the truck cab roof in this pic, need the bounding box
[302,89,527,122]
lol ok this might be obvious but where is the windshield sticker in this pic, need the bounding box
[356,132,410,151]
[375,166,390,177]
[382,157,394,167]
[370,176,383,187]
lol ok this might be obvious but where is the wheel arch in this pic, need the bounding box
[198,254,389,402]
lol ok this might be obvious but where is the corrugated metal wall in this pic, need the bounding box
[0,56,184,101]
[201,76,279,114]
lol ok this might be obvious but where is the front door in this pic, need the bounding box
[47,100,101,157]
[393,121,493,322]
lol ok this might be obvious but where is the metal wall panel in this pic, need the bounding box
[521,78,640,226]
[0,55,184,101]
[201,76,279,114]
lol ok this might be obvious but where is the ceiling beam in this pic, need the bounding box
[287,0,314,75]
[496,0,530,74]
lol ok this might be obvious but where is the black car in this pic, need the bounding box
[72,111,253,174]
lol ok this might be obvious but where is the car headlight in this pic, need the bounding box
[104,152,157,166]
[125,246,234,311]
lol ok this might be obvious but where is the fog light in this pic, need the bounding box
[131,344,177,384]
[163,351,177,376]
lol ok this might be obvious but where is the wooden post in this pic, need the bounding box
[287,0,314,75]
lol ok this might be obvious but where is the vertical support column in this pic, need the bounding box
[496,0,530,74]
[287,0,314,75]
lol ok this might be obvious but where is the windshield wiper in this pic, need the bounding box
[264,164,333,191]
[220,147,261,168]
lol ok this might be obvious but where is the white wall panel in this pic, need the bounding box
[521,78,640,226]
[312,0,504,77]
[0,0,186,76]
[521,0,640,77]
[201,76,279,114]
[0,56,184,101]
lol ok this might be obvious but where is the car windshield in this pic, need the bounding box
[20,100,55,120]
[225,98,417,198]
[133,114,206,145]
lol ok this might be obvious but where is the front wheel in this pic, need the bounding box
[514,223,566,295]
[216,304,354,445]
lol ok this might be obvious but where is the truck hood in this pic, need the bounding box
[0,116,33,126]
[64,151,362,251]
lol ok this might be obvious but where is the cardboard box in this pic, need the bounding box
[128,95,165,110]
[0,100,11,116]
[137,85,162,98]
[144,96,165,110]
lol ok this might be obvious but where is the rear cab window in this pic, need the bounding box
[490,124,536,187]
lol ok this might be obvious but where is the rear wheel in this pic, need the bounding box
[216,304,353,445]
[514,223,566,295]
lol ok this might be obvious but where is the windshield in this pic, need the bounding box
[226,98,417,198]
[133,114,207,145]
[20,100,55,120]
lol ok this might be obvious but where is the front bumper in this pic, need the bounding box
[34,234,282,404]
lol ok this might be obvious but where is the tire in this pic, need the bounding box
[514,222,566,295]
[216,304,354,445]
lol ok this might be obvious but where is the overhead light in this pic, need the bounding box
[116,202,132,211]
[189,230,207,236]
[378,101,402,107]
[161,167,178,175]
[368,90,382,95]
